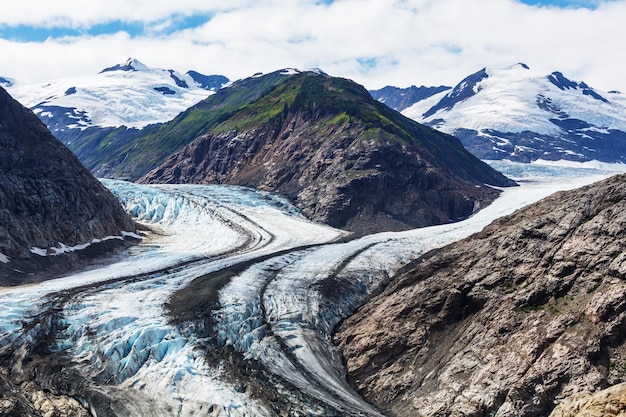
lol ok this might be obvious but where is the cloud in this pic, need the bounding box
[1,0,625,94]
[0,1,247,28]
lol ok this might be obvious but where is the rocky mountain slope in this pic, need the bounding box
[0,86,137,284]
[335,173,626,416]
[379,64,626,164]
[0,372,91,417]
[139,69,515,234]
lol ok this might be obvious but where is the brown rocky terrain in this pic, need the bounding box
[335,173,626,416]
[1,369,90,417]
[140,71,514,235]
[0,86,137,284]
[549,382,626,417]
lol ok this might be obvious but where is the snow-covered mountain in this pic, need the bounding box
[392,64,626,164]
[0,76,13,88]
[369,84,450,112]
[6,58,229,131]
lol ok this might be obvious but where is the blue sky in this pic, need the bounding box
[0,22,141,42]
[0,0,625,92]
[0,14,216,42]
[519,0,606,7]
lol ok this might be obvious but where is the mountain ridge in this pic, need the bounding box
[369,84,450,113]
[372,64,626,164]
[6,57,229,132]
[139,70,514,234]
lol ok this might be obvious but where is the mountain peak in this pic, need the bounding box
[547,71,578,90]
[547,71,609,102]
[509,62,530,70]
[397,63,623,164]
[484,62,531,77]
[0,76,14,87]
[99,57,150,73]
[137,69,513,234]
[269,68,327,77]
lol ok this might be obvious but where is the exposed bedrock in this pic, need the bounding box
[335,174,626,417]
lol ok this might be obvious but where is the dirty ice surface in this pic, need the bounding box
[0,162,618,416]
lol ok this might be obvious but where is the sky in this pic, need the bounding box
[0,0,625,92]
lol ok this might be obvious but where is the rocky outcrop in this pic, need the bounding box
[141,71,514,235]
[0,369,90,417]
[0,87,137,284]
[549,383,626,417]
[335,174,626,416]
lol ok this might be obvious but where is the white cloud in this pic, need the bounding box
[1,0,625,94]
[0,0,252,28]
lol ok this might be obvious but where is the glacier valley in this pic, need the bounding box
[0,162,623,416]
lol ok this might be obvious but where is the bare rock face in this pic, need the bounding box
[0,87,137,284]
[549,383,626,417]
[335,174,626,416]
[141,124,500,235]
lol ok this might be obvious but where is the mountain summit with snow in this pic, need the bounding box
[99,57,152,73]
[6,58,229,132]
[0,76,13,88]
[391,64,626,164]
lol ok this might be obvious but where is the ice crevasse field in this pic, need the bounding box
[0,160,623,416]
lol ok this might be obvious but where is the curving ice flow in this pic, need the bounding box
[0,163,622,416]
[212,162,617,416]
[0,181,345,416]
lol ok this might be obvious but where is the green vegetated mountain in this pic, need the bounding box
[133,69,514,234]
[335,173,626,417]
[67,69,297,179]
[0,87,137,283]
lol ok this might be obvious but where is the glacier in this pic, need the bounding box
[0,163,621,416]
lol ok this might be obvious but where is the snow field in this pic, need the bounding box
[8,61,215,129]
[403,64,626,136]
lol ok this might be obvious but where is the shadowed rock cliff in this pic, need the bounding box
[0,87,137,284]
[335,174,626,416]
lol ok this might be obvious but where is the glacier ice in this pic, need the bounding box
[0,166,619,416]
